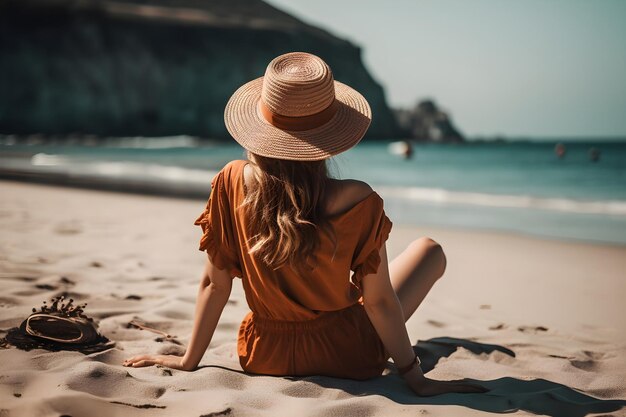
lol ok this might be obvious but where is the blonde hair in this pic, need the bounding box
[240,151,337,274]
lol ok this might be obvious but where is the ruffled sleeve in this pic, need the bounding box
[193,165,243,279]
[350,194,393,290]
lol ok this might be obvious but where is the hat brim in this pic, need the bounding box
[224,77,372,161]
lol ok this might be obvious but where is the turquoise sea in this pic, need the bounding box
[1,137,625,245]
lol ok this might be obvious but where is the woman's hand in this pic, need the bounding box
[404,368,488,396]
[123,354,190,371]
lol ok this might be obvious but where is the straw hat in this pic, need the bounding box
[224,52,372,161]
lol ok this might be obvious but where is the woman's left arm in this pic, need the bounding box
[123,259,233,371]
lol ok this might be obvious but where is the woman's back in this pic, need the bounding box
[125,52,486,397]
[194,159,393,379]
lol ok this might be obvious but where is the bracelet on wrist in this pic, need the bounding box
[396,355,421,376]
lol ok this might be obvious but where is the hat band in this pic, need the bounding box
[258,99,338,131]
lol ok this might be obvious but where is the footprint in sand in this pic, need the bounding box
[569,358,597,371]
[517,325,549,333]
[154,337,183,346]
[125,295,142,300]
[157,368,173,377]
[59,276,76,285]
[583,350,607,360]
[66,362,139,397]
[25,277,77,295]
[67,362,172,401]
[34,283,57,291]
[568,350,606,371]
[148,276,167,281]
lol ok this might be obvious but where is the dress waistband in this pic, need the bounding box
[248,302,364,332]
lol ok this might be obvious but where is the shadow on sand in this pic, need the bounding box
[294,337,626,417]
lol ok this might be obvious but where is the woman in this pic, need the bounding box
[123,52,486,396]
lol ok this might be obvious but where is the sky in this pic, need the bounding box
[265,0,626,138]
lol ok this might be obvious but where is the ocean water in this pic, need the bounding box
[1,137,625,245]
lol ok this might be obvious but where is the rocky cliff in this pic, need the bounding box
[394,100,465,143]
[0,0,401,139]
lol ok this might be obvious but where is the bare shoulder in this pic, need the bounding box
[331,178,373,198]
[325,179,375,216]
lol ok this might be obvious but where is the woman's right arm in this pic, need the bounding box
[361,243,485,396]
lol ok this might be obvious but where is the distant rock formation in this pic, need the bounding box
[0,0,401,139]
[394,100,465,143]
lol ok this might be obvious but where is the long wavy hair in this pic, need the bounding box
[239,151,337,274]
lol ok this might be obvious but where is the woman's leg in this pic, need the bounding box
[389,237,447,322]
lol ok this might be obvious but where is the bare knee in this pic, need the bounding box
[409,237,447,279]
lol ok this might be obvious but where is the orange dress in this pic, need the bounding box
[194,160,393,380]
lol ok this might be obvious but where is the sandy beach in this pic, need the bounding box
[1,180,625,417]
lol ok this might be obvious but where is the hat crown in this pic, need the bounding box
[261,52,336,118]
